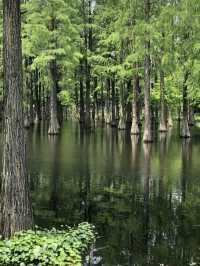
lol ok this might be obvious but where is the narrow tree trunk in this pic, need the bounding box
[188,103,195,126]
[85,60,91,128]
[105,78,111,124]
[42,85,46,120]
[167,108,173,128]
[131,74,140,135]
[48,60,60,135]
[111,77,117,127]
[29,74,34,125]
[24,73,30,129]
[79,60,85,123]
[158,70,167,132]
[180,72,190,138]
[1,0,33,238]
[118,82,126,130]
[143,0,152,142]
[92,77,98,126]
[100,81,105,125]
[34,69,41,123]
[126,79,132,129]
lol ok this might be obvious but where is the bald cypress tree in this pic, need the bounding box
[1,0,32,238]
[143,0,152,142]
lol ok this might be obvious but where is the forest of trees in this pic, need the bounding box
[0,0,199,141]
[0,0,200,243]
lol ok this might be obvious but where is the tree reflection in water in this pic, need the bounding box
[30,121,200,266]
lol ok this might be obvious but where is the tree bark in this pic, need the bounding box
[85,61,91,128]
[1,0,33,238]
[180,72,190,138]
[131,74,140,134]
[188,103,195,126]
[111,77,117,127]
[79,60,85,123]
[143,0,152,142]
[167,108,173,128]
[158,70,167,132]
[105,78,111,124]
[48,60,60,135]
[118,81,126,130]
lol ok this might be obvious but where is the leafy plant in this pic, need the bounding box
[0,222,96,266]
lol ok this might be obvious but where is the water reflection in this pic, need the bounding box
[27,121,200,266]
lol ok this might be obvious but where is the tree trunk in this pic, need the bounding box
[143,0,152,142]
[180,72,190,138]
[111,77,117,127]
[1,0,33,238]
[131,74,140,135]
[167,108,173,128]
[126,79,132,129]
[118,82,126,130]
[158,70,167,132]
[188,103,195,126]
[48,60,60,135]
[29,73,34,125]
[105,78,111,124]
[79,60,85,123]
[85,61,91,128]
[100,81,105,125]
[34,69,42,123]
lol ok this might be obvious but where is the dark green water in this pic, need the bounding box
[27,121,200,266]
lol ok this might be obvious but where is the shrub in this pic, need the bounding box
[0,222,95,266]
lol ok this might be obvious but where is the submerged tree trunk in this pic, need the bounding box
[1,0,33,238]
[143,0,152,142]
[180,72,190,138]
[48,60,60,135]
[158,70,167,132]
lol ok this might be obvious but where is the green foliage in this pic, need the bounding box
[0,223,95,266]
[58,90,72,107]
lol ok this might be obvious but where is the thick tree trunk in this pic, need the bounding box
[180,72,190,138]
[143,0,152,142]
[158,70,167,132]
[131,75,140,135]
[48,60,60,135]
[1,0,33,238]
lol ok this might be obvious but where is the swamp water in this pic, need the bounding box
[9,121,200,265]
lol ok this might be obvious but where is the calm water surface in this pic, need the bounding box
[26,121,200,266]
